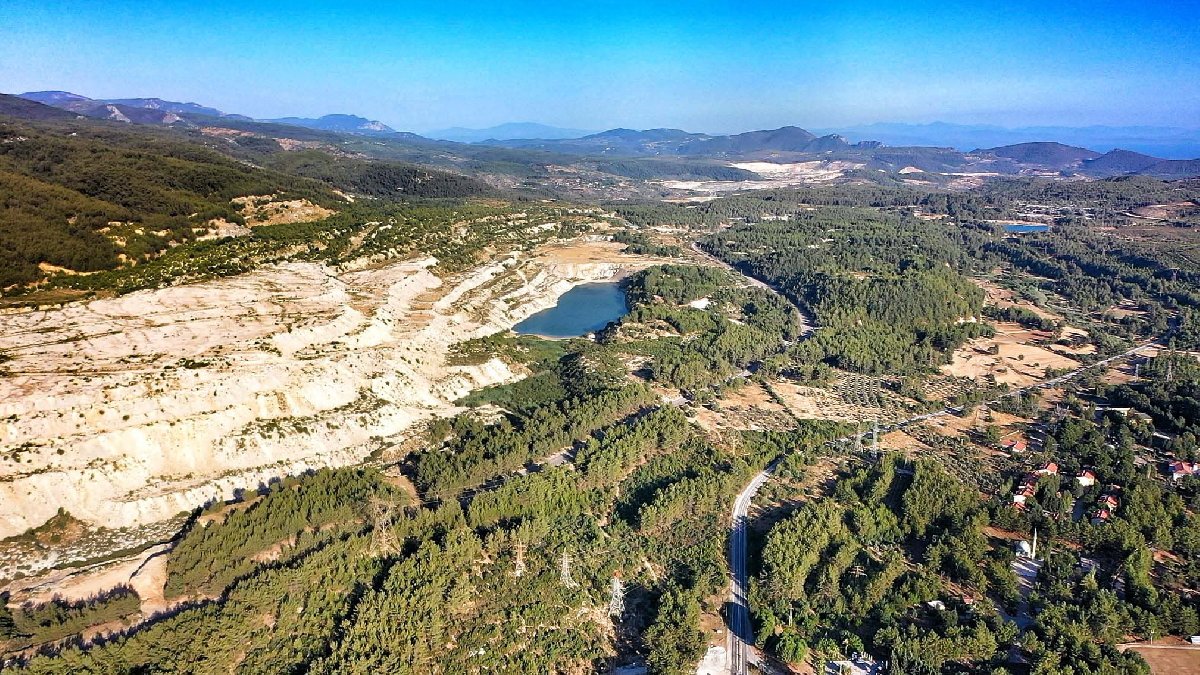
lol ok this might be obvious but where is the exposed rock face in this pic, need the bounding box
[0,247,633,552]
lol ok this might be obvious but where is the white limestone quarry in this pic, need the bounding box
[0,244,641,568]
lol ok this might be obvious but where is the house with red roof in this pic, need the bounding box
[1036,462,1059,476]
[1169,460,1200,481]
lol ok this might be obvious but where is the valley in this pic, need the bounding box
[2,86,1200,675]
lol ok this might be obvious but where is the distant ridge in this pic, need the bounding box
[5,90,1199,179]
[19,90,211,126]
[427,122,596,143]
[265,114,395,134]
[106,97,224,117]
[0,92,79,121]
[978,142,1100,168]
[1079,149,1165,176]
[17,91,396,136]
[823,121,1200,159]
[489,125,877,157]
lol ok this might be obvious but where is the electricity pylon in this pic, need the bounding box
[560,551,578,588]
[513,541,527,578]
[608,575,625,617]
[368,496,399,557]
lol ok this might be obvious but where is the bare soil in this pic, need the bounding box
[1123,641,1200,674]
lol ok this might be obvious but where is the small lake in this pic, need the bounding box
[1003,223,1050,233]
[513,282,629,338]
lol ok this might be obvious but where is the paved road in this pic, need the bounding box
[727,466,773,674]
[724,338,1159,674]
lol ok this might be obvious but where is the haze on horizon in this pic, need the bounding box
[1,0,1198,135]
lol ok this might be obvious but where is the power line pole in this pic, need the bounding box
[368,496,399,557]
[608,575,625,618]
[560,551,578,588]
[513,540,527,578]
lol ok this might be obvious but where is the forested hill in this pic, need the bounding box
[700,204,990,375]
[0,107,336,288]
[0,96,494,289]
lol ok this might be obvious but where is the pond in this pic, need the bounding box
[1003,223,1050,233]
[513,282,629,338]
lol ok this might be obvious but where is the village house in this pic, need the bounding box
[1169,460,1200,481]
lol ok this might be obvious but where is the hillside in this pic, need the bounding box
[0,114,340,288]
[1139,158,1200,179]
[1079,148,1165,175]
[18,91,196,126]
[106,97,225,117]
[0,98,501,290]
[0,93,78,121]
[260,150,494,198]
[979,141,1100,167]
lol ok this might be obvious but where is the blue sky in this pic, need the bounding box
[1,1,1197,133]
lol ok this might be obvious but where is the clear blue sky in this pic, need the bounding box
[1,0,1197,133]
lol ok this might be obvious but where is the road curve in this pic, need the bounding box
[690,241,814,337]
[724,338,1159,674]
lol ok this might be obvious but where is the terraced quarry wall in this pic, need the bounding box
[0,240,657,577]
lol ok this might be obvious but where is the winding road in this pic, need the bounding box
[690,241,814,337]
[724,338,1162,674]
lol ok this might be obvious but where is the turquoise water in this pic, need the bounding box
[1003,223,1049,233]
[513,282,629,338]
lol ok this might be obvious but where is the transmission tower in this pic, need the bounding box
[560,551,578,588]
[607,575,625,617]
[512,541,527,578]
[872,419,880,454]
[368,496,399,557]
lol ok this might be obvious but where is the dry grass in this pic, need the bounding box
[231,195,336,227]
[941,322,1080,387]
[1123,641,1200,674]
[692,382,794,433]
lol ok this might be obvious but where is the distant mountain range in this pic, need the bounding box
[490,125,881,157]
[7,91,1200,179]
[18,91,206,126]
[17,91,394,135]
[426,122,596,143]
[974,142,1199,178]
[265,114,395,134]
[817,122,1200,160]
